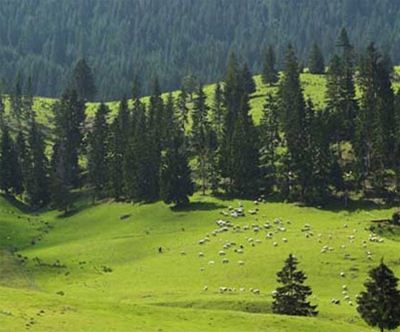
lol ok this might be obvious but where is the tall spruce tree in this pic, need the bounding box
[73,58,97,101]
[241,62,256,94]
[336,27,358,140]
[160,107,194,207]
[230,93,259,196]
[51,141,73,214]
[355,43,386,194]
[25,115,50,207]
[108,97,129,200]
[210,82,225,141]
[357,261,400,332]
[262,45,279,86]
[53,88,86,187]
[147,77,164,201]
[259,93,280,195]
[220,53,243,183]
[272,254,318,317]
[191,85,214,195]
[87,103,109,199]
[278,45,308,201]
[0,125,23,195]
[308,42,325,74]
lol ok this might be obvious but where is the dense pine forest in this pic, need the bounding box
[1,28,400,212]
[1,0,400,99]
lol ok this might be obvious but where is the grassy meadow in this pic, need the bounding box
[0,192,399,331]
[1,70,400,331]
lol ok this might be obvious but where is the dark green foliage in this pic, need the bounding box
[272,254,318,317]
[87,103,109,198]
[357,261,400,332]
[191,85,218,194]
[241,63,256,94]
[308,42,325,74]
[53,89,86,187]
[50,141,73,214]
[3,1,400,99]
[355,43,392,194]
[210,82,225,140]
[25,116,50,207]
[259,93,280,195]
[262,45,279,86]
[73,58,97,101]
[160,112,194,207]
[0,126,23,195]
[108,98,129,200]
[230,93,259,196]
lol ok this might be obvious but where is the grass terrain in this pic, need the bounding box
[0,193,399,331]
[22,67,400,129]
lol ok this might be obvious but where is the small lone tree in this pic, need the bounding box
[272,254,318,316]
[357,261,400,332]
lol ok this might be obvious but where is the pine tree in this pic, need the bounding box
[25,115,50,207]
[0,125,23,195]
[308,42,325,74]
[272,254,318,317]
[10,74,23,124]
[50,141,73,214]
[73,58,97,101]
[259,93,280,195]
[336,27,358,140]
[357,261,400,332]
[241,62,256,94]
[210,82,225,141]
[53,88,86,187]
[262,45,279,86]
[87,103,109,199]
[355,43,387,194]
[160,111,194,207]
[230,93,259,196]
[176,87,189,128]
[108,97,129,200]
[147,77,164,201]
[125,100,151,201]
[220,53,244,182]
[191,85,211,194]
[278,45,308,201]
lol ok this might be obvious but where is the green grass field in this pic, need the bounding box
[0,193,399,331]
[1,70,400,331]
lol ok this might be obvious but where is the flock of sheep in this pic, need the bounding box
[186,199,386,304]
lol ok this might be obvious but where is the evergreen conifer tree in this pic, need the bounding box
[308,42,325,74]
[357,261,400,332]
[272,254,318,317]
[87,103,109,199]
[262,45,279,86]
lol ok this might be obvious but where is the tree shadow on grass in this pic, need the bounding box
[171,201,226,212]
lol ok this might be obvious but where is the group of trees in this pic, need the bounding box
[1,28,400,209]
[1,0,400,99]
[273,254,400,332]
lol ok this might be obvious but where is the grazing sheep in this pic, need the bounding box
[238,260,245,266]
[240,287,246,292]
[252,288,260,295]
[208,260,215,265]
[218,250,226,256]
[273,242,278,247]
[282,238,288,243]
[222,258,229,264]
[340,272,346,277]
[203,286,208,291]
[198,252,204,257]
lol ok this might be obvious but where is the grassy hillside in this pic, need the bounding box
[26,68,400,130]
[0,192,399,331]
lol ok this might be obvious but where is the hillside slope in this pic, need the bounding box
[0,193,399,331]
